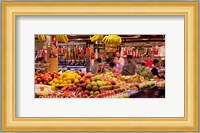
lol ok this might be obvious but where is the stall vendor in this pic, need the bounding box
[151,59,160,78]
[114,52,124,67]
[107,61,116,73]
[122,55,136,75]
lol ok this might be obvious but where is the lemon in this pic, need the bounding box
[76,75,81,79]
[74,79,79,84]
[53,78,58,82]
[67,80,72,84]
[51,86,56,91]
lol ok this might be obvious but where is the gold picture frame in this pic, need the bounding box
[2,2,198,131]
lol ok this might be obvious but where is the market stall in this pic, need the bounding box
[35,34,165,98]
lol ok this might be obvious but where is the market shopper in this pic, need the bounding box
[137,61,150,80]
[122,55,136,75]
[145,56,153,68]
[159,70,165,79]
[107,61,116,73]
[91,57,104,74]
[114,52,125,67]
[91,59,98,74]
[151,59,160,78]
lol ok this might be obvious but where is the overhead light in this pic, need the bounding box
[142,38,149,40]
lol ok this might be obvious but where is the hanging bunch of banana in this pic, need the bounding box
[56,35,69,43]
[102,35,122,47]
[90,34,104,42]
[38,35,46,42]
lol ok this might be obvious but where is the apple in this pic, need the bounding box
[84,90,89,95]
[92,86,99,91]
[68,86,74,91]
[72,85,77,90]
[37,78,42,82]
[76,87,82,91]
[80,83,87,88]
[79,78,85,83]
[86,84,92,90]
[90,91,94,96]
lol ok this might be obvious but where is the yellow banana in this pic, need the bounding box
[42,35,46,41]
[102,36,107,43]
[38,35,41,41]
[38,35,45,42]
[59,35,64,42]
[106,37,110,45]
[109,35,114,44]
[98,35,104,41]
[57,35,60,42]
[61,35,67,43]
[64,35,69,42]
[94,35,100,41]
[90,35,98,42]
[104,36,108,44]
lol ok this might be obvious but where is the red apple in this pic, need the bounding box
[72,85,77,90]
[84,90,89,95]
[68,86,74,91]
[76,87,82,91]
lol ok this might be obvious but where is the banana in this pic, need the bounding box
[102,36,107,43]
[61,35,67,43]
[90,35,95,41]
[42,35,46,41]
[38,35,41,41]
[60,35,64,42]
[98,35,104,40]
[94,35,100,41]
[57,35,60,42]
[109,35,114,44]
[104,36,108,44]
[90,35,98,42]
[106,37,110,45]
[58,35,62,42]
[64,35,69,42]
[38,35,45,42]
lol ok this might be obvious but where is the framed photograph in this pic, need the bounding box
[2,2,198,131]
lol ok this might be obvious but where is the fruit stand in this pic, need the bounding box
[35,34,165,98]
[35,71,165,98]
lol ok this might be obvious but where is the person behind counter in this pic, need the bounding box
[107,61,116,73]
[151,59,160,78]
[122,55,136,75]
[145,55,153,68]
[114,52,124,67]
[91,57,104,74]
[159,70,165,79]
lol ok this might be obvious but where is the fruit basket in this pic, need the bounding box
[35,84,55,96]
